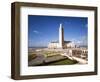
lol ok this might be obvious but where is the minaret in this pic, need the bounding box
[59,23,64,49]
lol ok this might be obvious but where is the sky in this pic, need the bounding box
[28,15,88,47]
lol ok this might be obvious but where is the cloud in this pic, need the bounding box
[33,30,39,34]
[76,41,82,44]
[71,36,88,46]
[85,24,88,28]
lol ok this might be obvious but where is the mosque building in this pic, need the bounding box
[48,24,76,49]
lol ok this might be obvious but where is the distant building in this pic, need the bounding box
[66,48,88,60]
[48,24,76,49]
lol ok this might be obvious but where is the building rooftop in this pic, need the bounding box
[51,41,71,43]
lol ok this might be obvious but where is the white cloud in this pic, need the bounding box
[71,36,88,46]
[85,24,88,28]
[33,30,39,34]
[76,41,82,44]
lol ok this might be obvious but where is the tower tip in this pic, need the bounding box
[60,23,62,26]
[60,23,63,28]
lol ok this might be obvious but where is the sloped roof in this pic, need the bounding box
[64,41,71,43]
[51,41,71,43]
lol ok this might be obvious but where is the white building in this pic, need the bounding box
[48,24,76,49]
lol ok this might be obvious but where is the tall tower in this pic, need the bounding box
[59,23,64,49]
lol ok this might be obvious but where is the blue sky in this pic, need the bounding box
[28,15,88,47]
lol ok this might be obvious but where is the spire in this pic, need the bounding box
[59,23,64,49]
[60,23,63,28]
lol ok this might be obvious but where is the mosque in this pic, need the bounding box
[48,24,76,49]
